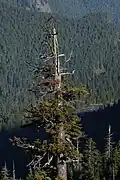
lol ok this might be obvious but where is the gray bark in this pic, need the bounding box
[57,124,67,180]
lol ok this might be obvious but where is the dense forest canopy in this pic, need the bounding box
[0,1,120,130]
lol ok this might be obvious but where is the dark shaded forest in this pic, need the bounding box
[1,101,120,179]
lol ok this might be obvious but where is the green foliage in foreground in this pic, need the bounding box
[1,137,120,179]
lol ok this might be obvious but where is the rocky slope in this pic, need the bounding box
[17,0,120,23]
[17,0,52,13]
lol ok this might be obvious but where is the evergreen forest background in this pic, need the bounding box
[1,0,120,179]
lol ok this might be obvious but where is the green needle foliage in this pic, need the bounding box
[11,88,86,179]
[80,138,102,180]
[112,141,120,176]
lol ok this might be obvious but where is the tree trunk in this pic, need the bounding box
[57,160,67,180]
[57,124,67,180]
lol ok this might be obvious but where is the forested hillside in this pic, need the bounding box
[50,0,120,23]
[0,1,120,130]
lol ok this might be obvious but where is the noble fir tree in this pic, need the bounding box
[103,125,114,180]
[0,162,10,180]
[102,126,120,180]
[112,141,120,178]
[10,19,89,180]
[26,166,34,180]
[12,161,16,180]
[80,138,101,180]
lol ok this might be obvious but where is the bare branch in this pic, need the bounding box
[65,137,77,149]
[65,50,73,62]
[27,157,37,167]
[43,156,53,168]
[33,153,46,169]
[66,158,79,163]
[9,137,40,151]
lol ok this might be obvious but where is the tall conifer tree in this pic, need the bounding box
[10,19,89,179]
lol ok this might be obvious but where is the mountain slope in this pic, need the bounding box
[0,2,120,129]
[17,0,52,12]
[16,0,120,24]
[50,0,120,24]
